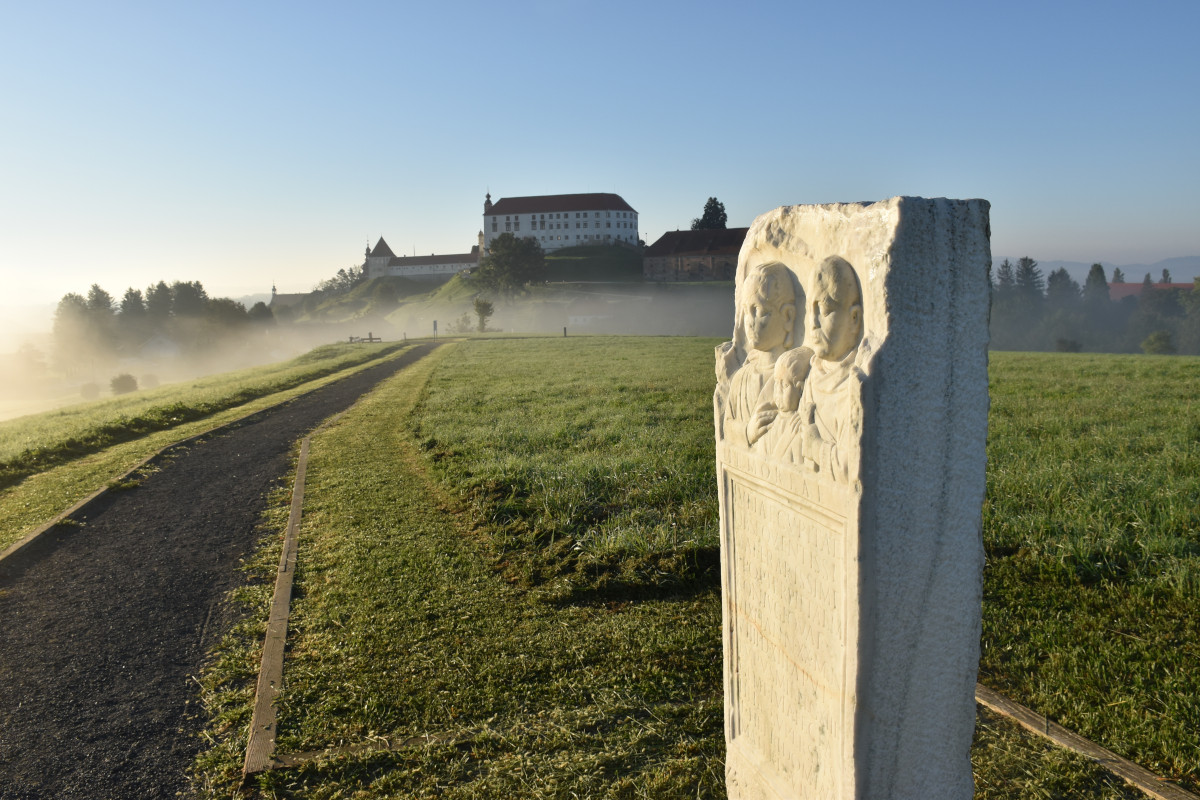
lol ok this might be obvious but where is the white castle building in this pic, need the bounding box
[483,192,639,253]
[360,191,639,282]
[362,237,480,281]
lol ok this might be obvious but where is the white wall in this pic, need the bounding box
[484,207,639,252]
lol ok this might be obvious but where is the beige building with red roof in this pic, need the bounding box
[483,192,639,253]
[642,228,748,281]
[362,236,480,281]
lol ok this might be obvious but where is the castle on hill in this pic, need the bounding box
[361,192,641,281]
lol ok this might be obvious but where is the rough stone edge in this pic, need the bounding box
[0,345,418,569]
[857,196,991,800]
[976,684,1199,800]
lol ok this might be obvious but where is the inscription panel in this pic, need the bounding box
[721,449,849,799]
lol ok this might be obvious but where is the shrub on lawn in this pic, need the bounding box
[110,374,138,395]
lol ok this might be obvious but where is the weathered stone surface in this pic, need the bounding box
[714,197,990,800]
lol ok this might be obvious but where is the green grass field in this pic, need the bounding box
[982,352,1200,786]
[182,338,1197,798]
[5,336,1195,797]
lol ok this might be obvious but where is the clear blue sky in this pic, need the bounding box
[2,0,1197,311]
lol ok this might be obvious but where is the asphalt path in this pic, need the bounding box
[0,343,436,800]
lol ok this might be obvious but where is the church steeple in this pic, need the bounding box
[484,192,493,214]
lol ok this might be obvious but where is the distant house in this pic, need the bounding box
[483,192,639,253]
[268,285,308,312]
[362,236,480,281]
[1107,281,1195,301]
[643,228,748,281]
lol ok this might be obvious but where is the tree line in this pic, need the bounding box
[52,280,274,377]
[990,259,1200,354]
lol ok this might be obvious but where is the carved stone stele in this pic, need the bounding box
[714,197,990,800]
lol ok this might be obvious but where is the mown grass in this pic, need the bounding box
[982,351,1200,790]
[410,336,720,600]
[193,342,725,798]
[192,339,1197,798]
[0,343,417,552]
[0,342,410,491]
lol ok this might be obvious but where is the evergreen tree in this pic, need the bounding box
[85,284,117,354]
[988,259,1024,349]
[691,197,728,230]
[119,288,146,318]
[145,281,173,323]
[1161,268,1172,284]
[1045,268,1080,310]
[86,284,115,316]
[117,288,148,350]
[1081,263,1113,343]
[1014,257,1045,302]
[1111,267,1126,283]
[170,281,208,316]
[995,259,1016,292]
[1082,264,1109,309]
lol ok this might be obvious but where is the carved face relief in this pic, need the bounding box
[808,256,863,362]
[741,263,797,354]
[775,377,802,413]
[743,293,793,353]
[772,346,812,414]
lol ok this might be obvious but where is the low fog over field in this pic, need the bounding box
[0,276,735,423]
[384,282,734,340]
[0,284,380,422]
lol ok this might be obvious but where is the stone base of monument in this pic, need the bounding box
[714,197,990,800]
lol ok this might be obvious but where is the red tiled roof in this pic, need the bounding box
[1108,281,1194,300]
[487,193,635,216]
[644,228,749,258]
[370,237,395,258]
[386,253,476,267]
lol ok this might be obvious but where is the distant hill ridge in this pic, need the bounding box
[993,255,1200,288]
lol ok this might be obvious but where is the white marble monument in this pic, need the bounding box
[714,197,990,800]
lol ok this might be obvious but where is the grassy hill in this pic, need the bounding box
[285,276,434,324]
[544,244,644,282]
[273,246,736,337]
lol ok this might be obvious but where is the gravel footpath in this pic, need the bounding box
[0,343,437,800]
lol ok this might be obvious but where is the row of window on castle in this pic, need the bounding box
[494,210,632,221]
[499,219,636,232]
[538,233,630,242]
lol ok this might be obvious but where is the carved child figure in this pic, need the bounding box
[754,345,814,462]
[721,262,798,448]
[798,255,864,482]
